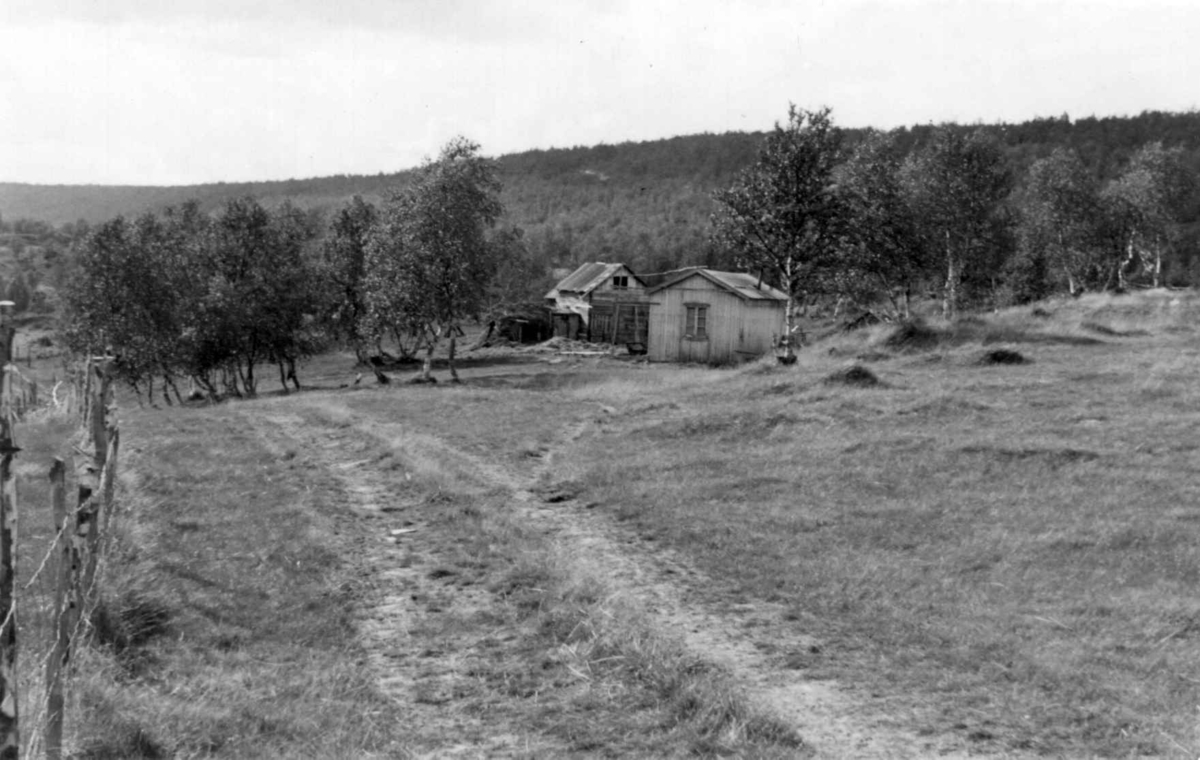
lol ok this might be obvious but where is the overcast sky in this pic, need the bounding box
[2,0,1197,186]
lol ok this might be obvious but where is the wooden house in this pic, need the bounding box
[645,268,787,363]
[545,262,650,344]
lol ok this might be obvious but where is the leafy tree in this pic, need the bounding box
[199,197,323,396]
[1016,148,1102,295]
[321,196,379,363]
[1099,142,1195,288]
[62,213,191,402]
[65,198,326,402]
[711,105,848,359]
[835,129,927,316]
[901,128,1012,318]
[363,137,503,381]
[261,202,327,388]
[481,226,551,317]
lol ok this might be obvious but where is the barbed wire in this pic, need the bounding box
[2,353,122,758]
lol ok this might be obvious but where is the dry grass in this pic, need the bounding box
[45,361,802,757]
[30,290,1200,756]
[60,401,407,758]
[557,291,1200,757]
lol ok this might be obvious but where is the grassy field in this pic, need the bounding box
[12,289,1200,757]
[559,290,1200,757]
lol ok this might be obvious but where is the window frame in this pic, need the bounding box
[683,302,709,341]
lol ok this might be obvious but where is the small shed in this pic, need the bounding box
[646,269,787,363]
[545,262,650,344]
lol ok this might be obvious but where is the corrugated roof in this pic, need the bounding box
[545,262,643,299]
[646,269,788,301]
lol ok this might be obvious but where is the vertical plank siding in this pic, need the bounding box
[647,274,785,363]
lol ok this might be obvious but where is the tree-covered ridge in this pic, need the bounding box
[7,110,1200,223]
[8,108,1200,308]
[3,112,1199,274]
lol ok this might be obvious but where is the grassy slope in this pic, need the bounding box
[23,288,1200,757]
[55,358,802,758]
[69,400,406,758]
[559,290,1200,757]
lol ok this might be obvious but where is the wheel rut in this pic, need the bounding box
[245,394,1012,759]
[243,401,565,758]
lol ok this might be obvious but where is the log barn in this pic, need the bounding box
[645,269,787,363]
[545,262,650,344]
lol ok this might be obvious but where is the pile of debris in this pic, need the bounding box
[522,337,612,355]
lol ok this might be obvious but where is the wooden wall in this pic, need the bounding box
[647,275,785,363]
[590,301,649,344]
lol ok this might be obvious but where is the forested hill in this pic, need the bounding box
[4,110,1200,275]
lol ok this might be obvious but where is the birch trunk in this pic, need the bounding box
[421,325,443,382]
[782,257,796,360]
[942,231,958,320]
[447,330,460,383]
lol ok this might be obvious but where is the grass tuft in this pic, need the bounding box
[882,318,941,351]
[89,587,173,666]
[976,348,1029,365]
[823,364,882,387]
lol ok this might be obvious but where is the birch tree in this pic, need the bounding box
[711,105,848,361]
[322,196,379,362]
[901,128,1012,318]
[835,129,927,317]
[1100,142,1194,289]
[1016,148,1102,295]
[363,137,503,382]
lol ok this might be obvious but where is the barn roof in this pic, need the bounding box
[646,268,788,302]
[545,262,644,300]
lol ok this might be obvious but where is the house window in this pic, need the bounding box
[612,275,629,289]
[684,303,708,340]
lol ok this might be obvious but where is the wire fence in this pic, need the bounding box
[0,335,121,759]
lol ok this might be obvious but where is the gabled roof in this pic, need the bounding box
[545,262,644,299]
[646,268,788,302]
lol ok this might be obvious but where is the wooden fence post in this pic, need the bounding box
[99,430,119,539]
[79,359,113,605]
[0,302,18,760]
[45,460,71,760]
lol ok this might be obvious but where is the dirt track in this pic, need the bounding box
[245,387,1010,758]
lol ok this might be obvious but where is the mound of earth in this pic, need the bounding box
[823,364,881,387]
[882,319,940,351]
[842,311,882,332]
[977,349,1029,365]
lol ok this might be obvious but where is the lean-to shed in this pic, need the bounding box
[545,262,649,344]
[646,269,787,363]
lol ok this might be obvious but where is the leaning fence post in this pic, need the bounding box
[0,301,18,759]
[46,459,71,760]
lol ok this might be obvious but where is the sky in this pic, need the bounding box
[2,0,1198,186]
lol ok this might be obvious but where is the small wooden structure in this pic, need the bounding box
[645,269,787,363]
[545,262,649,344]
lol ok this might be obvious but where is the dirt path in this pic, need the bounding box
[247,392,1010,758]
[513,419,997,760]
[245,401,569,758]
